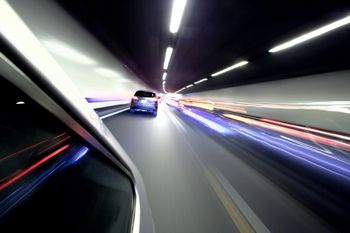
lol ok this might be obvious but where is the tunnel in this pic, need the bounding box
[1,1,350,233]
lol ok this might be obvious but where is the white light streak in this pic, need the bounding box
[42,40,96,65]
[169,0,188,33]
[194,78,208,84]
[211,61,248,77]
[269,15,350,53]
[163,47,173,70]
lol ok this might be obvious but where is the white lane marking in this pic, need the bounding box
[100,107,130,119]
[212,168,271,233]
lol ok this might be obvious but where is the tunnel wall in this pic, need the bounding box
[8,0,148,104]
[186,70,350,134]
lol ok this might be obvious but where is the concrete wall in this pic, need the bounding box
[186,70,350,134]
[9,0,148,100]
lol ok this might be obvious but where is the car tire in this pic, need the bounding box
[153,111,157,117]
[130,108,135,113]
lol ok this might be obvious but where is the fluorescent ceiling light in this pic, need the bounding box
[194,78,208,84]
[95,68,120,77]
[211,60,249,77]
[42,40,96,65]
[186,84,194,88]
[16,101,25,105]
[269,15,350,53]
[175,88,183,93]
[162,72,167,81]
[163,47,173,70]
[169,0,188,33]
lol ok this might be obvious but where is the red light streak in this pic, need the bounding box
[261,118,350,141]
[0,169,23,184]
[224,114,350,151]
[36,136,71,155]
[0,132,66,163]
[0,144,70,191]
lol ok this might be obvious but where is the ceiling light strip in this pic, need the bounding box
[169,0,188,33]
[211,61,249,77]
[194,78,208,84]
[163,47,173,70]
[269,15,350,53]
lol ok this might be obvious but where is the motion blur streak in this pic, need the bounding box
[224,114,350,151]
[179,99,247,113]
[211,60,249,77]
[104,105,338,232]
[179,99,214,111]
[179,106,350,178]
[269,15,350,53]
[179,98,350,141]
[233,123,350,179]
[71,146,89,163]
[169,0,188,33]
[172,95,350,180]
[261,118,350,141]
[182,99,350,115]
[0,146,89,217]
[181,108,230,134]
[0,132,66,162]
[42,40,96,65]
[0,169,23,184]
[0,145,69,191]
[36,136,71,155]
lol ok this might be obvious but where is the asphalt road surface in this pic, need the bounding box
[103,103,342,233]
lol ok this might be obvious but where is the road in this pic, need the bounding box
[103,103,341,233]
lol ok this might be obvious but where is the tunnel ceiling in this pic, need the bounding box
[56,0,350,93]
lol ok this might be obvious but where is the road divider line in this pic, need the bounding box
[203,167,256,233]
[212,168,271,233]
[100,107,130,119]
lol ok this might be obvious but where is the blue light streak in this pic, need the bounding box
[181,108,231,134]
[71,146,89,163]
[178,106,350,180]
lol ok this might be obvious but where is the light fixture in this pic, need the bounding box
[211,60,249,77]
[269,15,350,53]
[42,40,96,65]
[186,84,194,88]
[163,47,173,70]
[16,101,25,105]
[169,0,188,33]
[94,68,120,77]
[194,78,208,84]
[175,87,186,93]
[162,72,167,81]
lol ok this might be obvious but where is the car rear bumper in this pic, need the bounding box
[130,104,157,112]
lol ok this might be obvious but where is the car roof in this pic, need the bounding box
[134,90,156,94]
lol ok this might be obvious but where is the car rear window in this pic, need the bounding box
[134,91,155,97]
